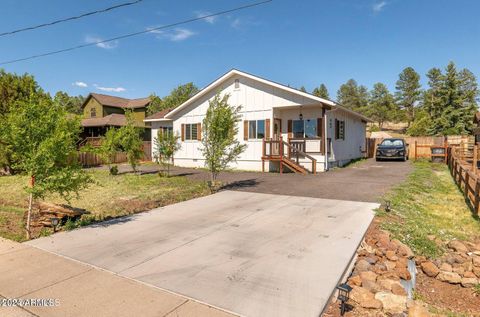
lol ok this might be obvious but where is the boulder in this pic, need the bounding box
[356,259,372,273]
[362,280,383,293]
[349,275,362,286]
[385,260,397,271]
[448,240,468,253]
[420,261,439,278]
[393,239,415,258]
[396,267,412,280]
[386,250,399,261]
[461,277,478,288]
[391,283,407,296]
[360,271,378,283]
[452,265,465,276]
[474,266,480,278]
[350,286,383,309]
[374,292,407,314]
[463,271,476,278]
[439,262,452,272]
[437,271,462,284]
[473,255,480,267]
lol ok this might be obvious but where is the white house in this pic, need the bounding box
[145,69,370,174]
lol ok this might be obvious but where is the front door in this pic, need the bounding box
[272,118,282,156]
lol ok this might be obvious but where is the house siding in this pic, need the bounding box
[83,98,103,119]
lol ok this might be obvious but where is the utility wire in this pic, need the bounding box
[0,0,272,65]
[0,0,144,37]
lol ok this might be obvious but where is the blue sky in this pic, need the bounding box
[1,0,479,100]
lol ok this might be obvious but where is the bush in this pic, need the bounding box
[109,165,119,175]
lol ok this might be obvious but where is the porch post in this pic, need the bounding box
[323,108,328,172]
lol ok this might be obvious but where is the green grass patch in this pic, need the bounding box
[0,169,210,241]
[378,160,480,258]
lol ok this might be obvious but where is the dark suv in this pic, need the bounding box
[376,138,408,161]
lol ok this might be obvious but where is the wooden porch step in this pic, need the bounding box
[281,157,308,175]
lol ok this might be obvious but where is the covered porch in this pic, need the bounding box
[261,103,329,174]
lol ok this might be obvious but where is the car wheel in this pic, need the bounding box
[403,155,407,161]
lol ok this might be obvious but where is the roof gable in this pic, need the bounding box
[82,93,150,110]
[165,69,336,119]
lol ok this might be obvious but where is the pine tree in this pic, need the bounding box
[368,83,397,128]
[395,67,422,127]
[312,84,330,99]
[337,79,369,114]
[299,86,307,93]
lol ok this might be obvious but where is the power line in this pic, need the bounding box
[0,0,272,66]
[0,0,144,37]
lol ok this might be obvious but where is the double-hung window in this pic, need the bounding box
[248,120,265,139]
[184,123,199,141]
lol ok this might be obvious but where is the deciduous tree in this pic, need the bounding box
[201,93,246,185]
[153,130,180,177]
[54,91,85,115]
[117,110,144,173]
[147,83,198,115]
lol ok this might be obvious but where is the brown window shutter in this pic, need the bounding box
[287,120,293,138]
[265,119,270,139]
[317,118,323,137]
[181,124,185,141]
[197,123,202,141]
[243,120,248,140]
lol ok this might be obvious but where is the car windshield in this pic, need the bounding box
[380,139,404,146]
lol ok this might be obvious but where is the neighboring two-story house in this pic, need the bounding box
[81,93,151,140]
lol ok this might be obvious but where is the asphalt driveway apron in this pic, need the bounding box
[27,191,377,317]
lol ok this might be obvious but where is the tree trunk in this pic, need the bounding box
[26,193,33,240]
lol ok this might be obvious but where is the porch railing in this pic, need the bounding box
[262,137,317,174]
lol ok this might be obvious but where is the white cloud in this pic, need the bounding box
[195,11,217,24]
[170,28,195,41]
[372,1,387,13]
[94,84,126,93]
[85,35,118,49]
[146,27,195,42]
[73,81,88,88]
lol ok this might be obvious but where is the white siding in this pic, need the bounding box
[327,109,366,167]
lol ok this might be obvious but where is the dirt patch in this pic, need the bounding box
[415,272,480,315]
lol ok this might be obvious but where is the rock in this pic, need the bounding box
[421,261,439,278]
[448,240,468,253]
[356,259,372,273]
[473,255,480,267]
[391,283,407,296]
[408,302,431,317]
[393,239,415,258]
[461,277,478,288]
[373,263,387,274]
[377,278,395,291]
[415,256,427,265]
[360,271,378,283]
[362,280,383,293]
[452,265,465,276]
[386,250,399,261]
[462,259,473,272]
[364,256,378,265]
[437,271,462,284]
[397,257,408,269]
[374,292,407,314]
[474,266,480,278]
[350,286,383,309]
[396,267,412,280]
[385,260,397,271]
[439,262,452,272]
[349,275,362,286]
[464,271,476,278]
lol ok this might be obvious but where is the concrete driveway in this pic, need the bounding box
[28,191,377,317]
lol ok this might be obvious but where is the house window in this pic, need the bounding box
[90,108,96,118]
[234,79,240,89]
[292,119,317,138]
[248,120,266,139]
[159,127,173,137]
[335,119,345,140]
[184,124,199,141]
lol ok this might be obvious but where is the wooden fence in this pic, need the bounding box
[366,135,472,160]
[78,141,152,167]
[448,145,480,215]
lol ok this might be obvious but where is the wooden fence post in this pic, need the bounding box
[475,178,480,215]
[473,145,478,175]
[465,171,470,199]
[414,141,418,160]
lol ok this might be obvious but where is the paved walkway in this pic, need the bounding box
[96,159,412,202]
[27,191,377,317]
[0,238,236,317]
